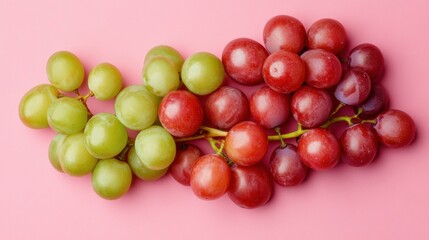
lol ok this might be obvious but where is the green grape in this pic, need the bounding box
[19,84,59,129]
[88,63,123,100]
[48,133,67,172]
[142,56,180,97]
[84,113,128,159]
[128,147,168,181]
[115,85,160,130]
[47,97,88,134]
[92,158,132,200]
[144,45,184,72]
[134,125,176,170]
[46,51,84,92]
[59,133,98,176]
[181,52,225,95]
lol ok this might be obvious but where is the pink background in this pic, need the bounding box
[1,0,428,239]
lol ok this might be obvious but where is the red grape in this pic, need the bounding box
[170,144,202,186]
[374,109,416,148]
[262,50,306,94]
[224,121,269,166]
[249,86,290,128]
[204,86,249,130]
[334,68,371,106]
[270,144,308,186]
[297,128,340,170]
[222,38,268,85]
[347,43,384,81]
[340,124,378,167]
[190,154,231,200]
[158,90,203,137]
[307,18,347,55]
[301,49,342,89]
[263,15,307,54]
[228,163,273,209]
[358,83,389,118]
[291,85,333,128]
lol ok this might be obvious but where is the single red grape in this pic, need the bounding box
[347,43,384,82]
[262,50,306,94]
[170,144,202,186]
[291,85,333,128]
[334,68,371,106]
[190,154,231,200]
[373,109,416,148]
[249,86,290,128]
[263,15,307,54]
[297,128,340,170]
[358,83,389,118]
[228,163,273,209]
[222,38,269,85]
[204,86,249,130]
[270,144,308,186]
[340,124,378,167]
[158,90,203,137]
[224,121,269,166]
[307,18,347,55]
[301,49,342,89]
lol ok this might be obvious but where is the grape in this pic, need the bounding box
[115,85,160,131]
[301,49,342,89]
[84,113,128,159]
[270,144,308,186]
[170,144,202,186]
[373,109,416,148]
[190,154,231,200]
[340,124,378,167]
[297,128,340,170]
[144,45,184,72]
[228,163,273,209]
[263,15,307,54]
[224,121,269,166]
[181,52,225,95]
[59,133,99,176]
[48,133,67,172]
[92,158,132,200]
[19,84,59,129]
[262,50,306,94]
[204,86,249,130]
[347,43,384,81]
[88,63,123,100]
[46,51,84,91]
[134,125,176,170]
[158,90,203,137]
[222,38,268,85]
[358,83,389,118]
[47,97,88,134]
[291,85,333,128]
[334,68,371,106]
[249,86,290,128]
[143,56,180,97]
[307,18,347,55]
[128,147,168,181]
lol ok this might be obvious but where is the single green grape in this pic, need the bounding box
[92,158,132,200]
[181,52,225,95]
[142,56,180,97]
[88,63,123,100]
[48,133,67,172]
[84,113,128,159]
[47,97,88,134]
[128,147,168,181]
[144,45,184,72]
[115,85,160,130]
[46,51,84,92]
[19,84,59,129]
[59,133,98,176]
[134,125,176,170]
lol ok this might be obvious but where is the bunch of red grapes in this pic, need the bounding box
[19,15,416,209]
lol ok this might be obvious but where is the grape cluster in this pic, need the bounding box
[19,15,416,208]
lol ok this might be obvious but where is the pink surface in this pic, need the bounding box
[1,0,428,239]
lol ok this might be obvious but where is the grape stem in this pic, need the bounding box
[175,126,228,142]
